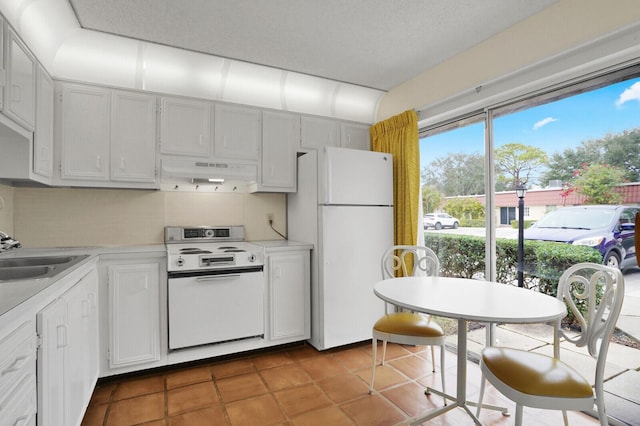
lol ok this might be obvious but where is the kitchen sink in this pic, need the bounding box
[0,254,90,282]
[0,265,54,281]
[0,255,81,268]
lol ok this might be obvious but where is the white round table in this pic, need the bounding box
[374,276,567,425]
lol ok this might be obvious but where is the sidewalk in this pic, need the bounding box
[444,303,640,425]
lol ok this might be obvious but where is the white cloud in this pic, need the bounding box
[533,117,557,130]
[616,81,640,107]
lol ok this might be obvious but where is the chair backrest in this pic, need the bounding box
[555,263,624,386]
[381,245,439,279]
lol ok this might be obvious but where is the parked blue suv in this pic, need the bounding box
[524,205,639,270]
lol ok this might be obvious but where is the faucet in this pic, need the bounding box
[0,231,21,252]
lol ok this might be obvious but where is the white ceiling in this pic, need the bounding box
[67,0,557,91]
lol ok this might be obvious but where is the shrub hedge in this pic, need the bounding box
[424,233,602,322]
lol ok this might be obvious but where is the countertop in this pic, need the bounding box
[0,245,166,321]
[0,241,310,322]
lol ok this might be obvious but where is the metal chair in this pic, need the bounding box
[369,245,446,399]
[476,263,625,425]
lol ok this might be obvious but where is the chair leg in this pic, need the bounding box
[369,338,377,394]
[476,375,486,417]
[562,410,569,426]
[430,345,436,372]
[381,340,388,365]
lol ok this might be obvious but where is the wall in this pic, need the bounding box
[11,187,286,248]
[377,0,640,121]
[0,184,14,235]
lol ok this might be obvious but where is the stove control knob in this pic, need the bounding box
[176,257,185,267]
[248,253,257,262]
[204,229,214,238]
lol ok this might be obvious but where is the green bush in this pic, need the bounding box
[424,233,602,321]
[510,220,536,229]
[460,219,485,228]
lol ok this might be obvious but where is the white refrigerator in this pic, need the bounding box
[288,147,394,350]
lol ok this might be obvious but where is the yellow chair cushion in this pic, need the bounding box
[373,312,444,337]
[482,347,593,398]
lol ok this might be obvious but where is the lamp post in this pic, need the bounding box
[516,184,527,287]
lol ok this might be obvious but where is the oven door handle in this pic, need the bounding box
[196,274,241,281]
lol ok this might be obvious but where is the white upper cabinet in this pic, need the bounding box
[4,29,35,130]
[59,83,110,181]
[160,97,212,157]
[33,65,54,179]
[111,90,157,182]
[259,110,299,192]
[301,116,340,149]
[340,122,370,150]
[56,82,158,187]
[214,103,261,162]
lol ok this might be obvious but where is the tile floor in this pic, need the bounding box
[82,341,601,426]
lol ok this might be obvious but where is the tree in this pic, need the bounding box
[540,139,604,185]
[422,152,484,196]
[563,163,627,204]
[541,127,640,186]
[443,198,485,220]
[494,143,548,189]
[602,128,640,182]
[422,185,443,213]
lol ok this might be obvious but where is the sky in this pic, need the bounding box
[420,76,640,170]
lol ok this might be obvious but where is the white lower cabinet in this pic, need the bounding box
[0,320,37,426]
[99,257,165,376]
[37,268,99,426]
[267,248,310,342]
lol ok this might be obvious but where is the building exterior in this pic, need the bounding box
[452,182,640,226]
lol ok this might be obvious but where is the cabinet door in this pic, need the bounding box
[340,122,370,150]
[160,97,211,157]
[62,275,93,426]
[37,298,67,426]
[5,30,36,130]
[269,251,309,340]
[34,65,54,178]
[260,111,299,192]
[59,83,110,180]
[214,104,261,161]
[111,90,157,182]
[108,263,160,368]
[301,116,340,149]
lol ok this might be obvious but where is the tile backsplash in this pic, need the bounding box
[7,185,286,248]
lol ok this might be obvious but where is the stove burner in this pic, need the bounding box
[224,249,246,253]
[179,248,213,254]
[218,246,239,250]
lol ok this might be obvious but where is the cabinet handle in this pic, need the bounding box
[82,299,90,318]
[1,355,28,376]
[120,157,126,170]
[14,414,30,426]
[12,84,21,102]
[96,155,102,170]
[57,324,68,348]
[199,135,203,146]
[223,135,228,147]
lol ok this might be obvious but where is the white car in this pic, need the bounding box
[424,213,459,230]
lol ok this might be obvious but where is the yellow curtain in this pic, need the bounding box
[370,109,420,253]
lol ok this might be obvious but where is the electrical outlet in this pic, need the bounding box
[267,213,274,224]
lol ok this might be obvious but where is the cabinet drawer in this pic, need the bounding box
[0,321,37,400]
[0,374,37,426]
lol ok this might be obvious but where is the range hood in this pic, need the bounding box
[161,158,258,186]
